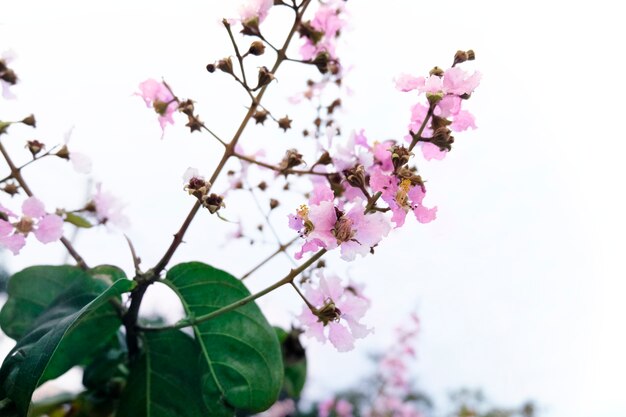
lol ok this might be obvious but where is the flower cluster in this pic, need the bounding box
[0,197,63,254]
[299,0,347,70]
[297,271,370,352]
[396,52,481,160]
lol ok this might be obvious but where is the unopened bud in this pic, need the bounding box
[312,51,330,74]
[241,18,261,37]
[453,50,469,66]
[217,57,234,75]
[21,114,36,127]
[248,41,266,56]
[269,198,279,210]
[258,181,267,191]
[429,66,444,77]
[0,68,17,85]
[466,49,475,60]
[257,66,275,89]
[315,151,332,165]
[206,63,216,73]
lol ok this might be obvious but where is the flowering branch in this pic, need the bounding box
[0,140,87,269]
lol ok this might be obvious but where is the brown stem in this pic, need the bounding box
[152,0,312,276]
[0,140,88,269]
[408,102,436,152]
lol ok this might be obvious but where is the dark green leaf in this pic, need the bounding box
[117,330,219,417]
[0,266,90,339]
[275,327,307,398]
[166,262,283,413]
[0,279,134,416]
[82,331,128,390]
[64,213,93,228]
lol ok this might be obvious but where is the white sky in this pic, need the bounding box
[1,1,625,416]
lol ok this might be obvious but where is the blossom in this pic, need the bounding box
[238,0,273,25]
[91,184,129,229]
[299,1,347,60]
[319,398,354,417]
[297,272,370,352]
[0,198,64,255]
[288,184,390,261]
[369,167,437,227]
[136,79,178,134]
[63,127,92,174]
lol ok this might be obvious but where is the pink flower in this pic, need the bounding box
[394,74,424,92]
[136,79,178,134]
[299,1,346,60]
[297,272,370,352]
[319,398,354,417]
[288,185,390,261]
[0,197,64,255]
[238,0,273,25]
[91,184,129,229]
[369,167,437,227]
[64,127,92,174]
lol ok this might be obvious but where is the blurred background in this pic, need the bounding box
[1,1,625,416]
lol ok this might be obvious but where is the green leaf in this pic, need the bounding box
[275,327,307,398]
[0,265,127,340]
[64,212,93,228]
[0,278,134,416]
[117,330,218,417]
[165,262,283,413]
[0,265,90,339]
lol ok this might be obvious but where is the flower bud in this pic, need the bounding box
[258,181,267,191]
[217,57,234,75]
[248,41,266,56]
[429,66,444,77]
[0,68,17,85]
[55,145,70,160]
[26,140,45,157]
[206,63,216,73]
[312,51,330,74]
[241,18,261,37]
[269,198,279,210]
[257,66,275,89]
[21,114,36,127]
[315,151,332,166]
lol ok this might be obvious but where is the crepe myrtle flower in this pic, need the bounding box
[136,79,178,135]
[83,184,129,229]
[297,272,370,352]
[288,184,390,261]
[369,166,437,228]
[0,197,63,255]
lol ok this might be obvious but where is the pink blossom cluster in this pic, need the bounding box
[288,129,438,260]
[238,0,273,25]
[300,0,347,61]
[0,197,63,254]
[365,313,423,417]
[396,65,481,160]
[319,398,354,417]
[297,271,370,351]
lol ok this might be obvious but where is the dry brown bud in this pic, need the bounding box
[269,198,279,210]
[217,57,234,75]
[258,181,267,191]
[2,182,19,196]
[277,115,292,132]
[248,41,266,56]
[278,148,304,172]
[26,140,45,157]
[21,114,36,127]
[429,66,444,77]
[206,63,216,73]
[257,66,275,89]
[253,109,269,125]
